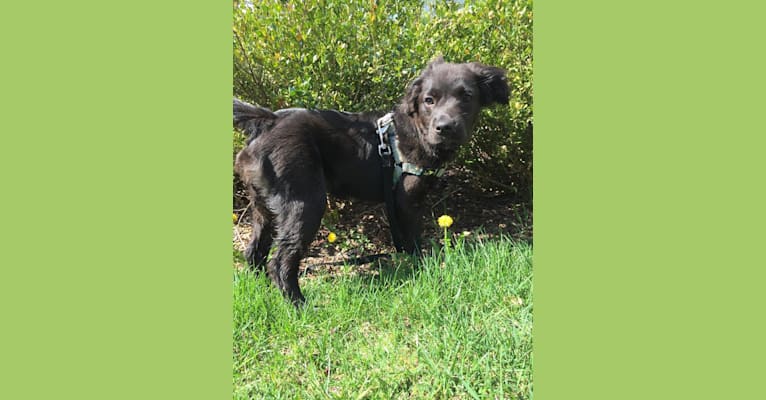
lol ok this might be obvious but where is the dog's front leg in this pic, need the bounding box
[394,191,424,255]
[397,208,423,255]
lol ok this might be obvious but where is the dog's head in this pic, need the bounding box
[404,58,509,155]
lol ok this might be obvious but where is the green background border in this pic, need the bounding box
[1,1,231,398]
[535,1,766,398]
[2,1,766,399]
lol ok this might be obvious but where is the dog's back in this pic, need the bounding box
[232,60,510,306]
[234,99,314,145]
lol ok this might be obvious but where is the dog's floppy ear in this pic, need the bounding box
[404,76,423,117]
[406,57,446,115]
[405,76,423,116]
[467,63,510,106]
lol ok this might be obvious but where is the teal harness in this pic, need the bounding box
[376,113,446,186]
[375,112,445,252]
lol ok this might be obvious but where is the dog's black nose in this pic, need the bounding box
[435,120,454,135]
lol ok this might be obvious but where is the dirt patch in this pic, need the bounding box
[233,167,531,274]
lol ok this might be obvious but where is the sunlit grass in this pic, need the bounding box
[233,236,532,399]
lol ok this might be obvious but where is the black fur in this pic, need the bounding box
[234,60,509,305]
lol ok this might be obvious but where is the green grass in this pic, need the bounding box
[233,236,533,399]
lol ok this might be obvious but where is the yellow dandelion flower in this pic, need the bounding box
[232,213,238,223]
[327,232,337,243]
[438,215,454,228]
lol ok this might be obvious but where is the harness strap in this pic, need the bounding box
[377,113,405,251]
[381,162,405,252]
[381,117,446,187]
[376,113,445,252]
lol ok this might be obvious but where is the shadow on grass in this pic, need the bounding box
[302,250,423,287]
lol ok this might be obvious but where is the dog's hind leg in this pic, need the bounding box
[267,190,326,306]
[244,190,274,271]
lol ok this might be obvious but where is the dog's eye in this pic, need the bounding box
[424,96,435,105]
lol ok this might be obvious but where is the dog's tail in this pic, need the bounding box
[233,98,279,144]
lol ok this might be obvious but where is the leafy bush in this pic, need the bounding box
[233,0,532,198]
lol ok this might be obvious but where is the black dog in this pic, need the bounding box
[234,58,509,305]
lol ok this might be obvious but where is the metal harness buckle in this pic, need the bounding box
[376,113,394,157]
